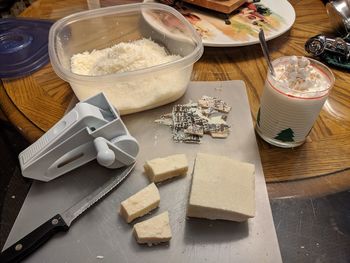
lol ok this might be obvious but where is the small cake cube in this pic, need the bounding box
[120,183,160,223]
[144,154,188,183]
[133,211,172,245]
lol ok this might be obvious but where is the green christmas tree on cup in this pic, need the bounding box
[274,128,295,142]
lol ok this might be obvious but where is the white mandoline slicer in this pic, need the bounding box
[19,92,139,182]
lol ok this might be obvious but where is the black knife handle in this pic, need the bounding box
[0,214,69,263]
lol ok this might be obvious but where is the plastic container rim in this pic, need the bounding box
[49,3,204,83]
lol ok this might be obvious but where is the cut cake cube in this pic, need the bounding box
[133,211,172,245]
[120,183,160,223]
[144,154,188,183]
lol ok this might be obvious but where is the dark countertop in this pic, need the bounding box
[271,190,350,262]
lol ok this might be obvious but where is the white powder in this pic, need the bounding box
[71,38,181,76]
[69,38,189,115]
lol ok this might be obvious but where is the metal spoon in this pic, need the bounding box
[258,29,276,77]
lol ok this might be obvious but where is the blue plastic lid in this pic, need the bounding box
[0,18,53,78]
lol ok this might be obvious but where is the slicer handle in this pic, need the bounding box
[94,137,116,167]
[0,214,69,263]
[93,136,138,169]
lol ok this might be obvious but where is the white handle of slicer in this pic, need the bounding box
[94,137,116,167]
[94,135,138,169]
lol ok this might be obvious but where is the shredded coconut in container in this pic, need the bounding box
[71,38,181,76]
[69,38,189,115]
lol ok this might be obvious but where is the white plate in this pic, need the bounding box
[144,0,295,47]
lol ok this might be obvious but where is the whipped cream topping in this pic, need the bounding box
[273,56,330,94]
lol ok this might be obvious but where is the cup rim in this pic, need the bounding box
[267,56,335,100]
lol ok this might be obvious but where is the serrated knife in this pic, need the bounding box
[0,163,135,263]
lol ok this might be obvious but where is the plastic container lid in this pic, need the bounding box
[0,18,53,78]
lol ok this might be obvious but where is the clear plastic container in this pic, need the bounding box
[49,3,203,115]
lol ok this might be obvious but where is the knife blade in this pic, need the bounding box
[0,163,135,263]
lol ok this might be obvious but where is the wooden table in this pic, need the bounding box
[1,0,349,198]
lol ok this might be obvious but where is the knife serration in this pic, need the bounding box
[61,163,135,226]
